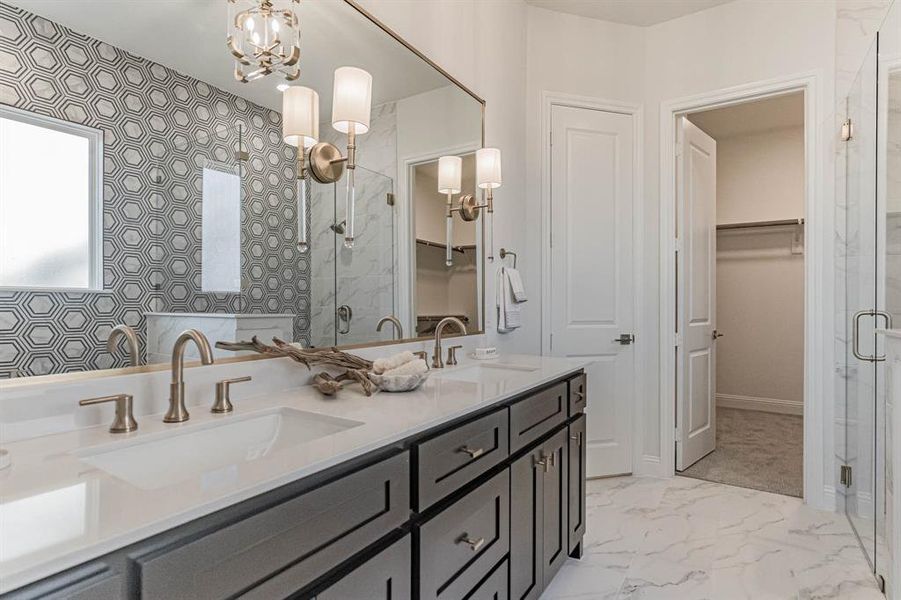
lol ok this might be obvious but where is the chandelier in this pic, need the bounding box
[227,0,301,83]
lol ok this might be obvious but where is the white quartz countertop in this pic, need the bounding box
[0,354,585,593]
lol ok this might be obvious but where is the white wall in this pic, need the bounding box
[711,126,805,412]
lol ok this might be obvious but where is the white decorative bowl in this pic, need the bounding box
[370,370,430,392]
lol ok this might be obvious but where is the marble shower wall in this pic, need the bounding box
[0,5,310,376]
[309,102,397,347]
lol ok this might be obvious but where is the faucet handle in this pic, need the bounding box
[446,345,463,366]
[412,350,430,369]
[212,376,252,414]
[79,394,137,434]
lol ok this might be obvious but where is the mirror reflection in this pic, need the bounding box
[0,0,483,378]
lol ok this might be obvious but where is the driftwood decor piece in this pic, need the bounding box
[215,337,376,396]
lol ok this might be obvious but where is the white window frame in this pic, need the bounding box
[0,105,104,292]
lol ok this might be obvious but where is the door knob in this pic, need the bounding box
[613,333,635,345]
[712,330,724,340]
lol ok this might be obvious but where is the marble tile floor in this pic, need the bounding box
[541,476,883,600]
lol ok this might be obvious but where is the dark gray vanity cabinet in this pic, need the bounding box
[509,428,569,600]
[2,370,588,600]
[317,534,412,600]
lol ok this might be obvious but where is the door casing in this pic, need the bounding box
[658,73,827,509]
[539,92,644,477]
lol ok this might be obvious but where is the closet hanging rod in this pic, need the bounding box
[716,218,804,231]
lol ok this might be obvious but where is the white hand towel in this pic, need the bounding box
[497,268,521,333]
[372,351,415,374]
[505,267,527,303]
[383,358,428,377]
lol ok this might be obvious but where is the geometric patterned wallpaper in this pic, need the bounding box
[0,4,310,377]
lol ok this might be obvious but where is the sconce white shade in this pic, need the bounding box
[332,66,372,135]
[282,86,319,149]
[437,155,462,195]
[476,147,502,189]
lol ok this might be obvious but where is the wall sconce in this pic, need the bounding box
[438,155,462,266]
[282,86,319,253]
[307,66,372,249]
[476,147,502,262]
[439,148,502,264]
[227,0,301,83]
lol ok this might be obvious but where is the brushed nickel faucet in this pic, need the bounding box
[376,315,404,340]
[107,324,140,367]
[432,317,467,369]
[164,329,214,423]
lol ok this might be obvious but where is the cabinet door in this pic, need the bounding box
[510,446,542,600]
[541,428,569,588]
[318,535,411,600]
[568,413,587,555]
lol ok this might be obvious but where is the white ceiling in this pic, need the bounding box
[10,0,452,113]
[525,0,735,26]
[687,92,805,139]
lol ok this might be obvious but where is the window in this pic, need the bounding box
[201,165,241,293]
[0,107,102,291]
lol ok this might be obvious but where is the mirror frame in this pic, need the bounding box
[0,0,486,389]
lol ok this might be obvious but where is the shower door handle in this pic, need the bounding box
[337,304,353,335]
[852,309,892,362]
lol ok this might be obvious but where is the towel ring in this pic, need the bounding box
[499,248,517,268]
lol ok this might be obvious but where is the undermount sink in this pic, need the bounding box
[435,362,540,384]
[75,408,363,490]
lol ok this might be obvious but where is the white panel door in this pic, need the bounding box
[676,117,717,471]
[549,104,635,478]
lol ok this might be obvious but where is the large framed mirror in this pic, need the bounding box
[0,0,484,379]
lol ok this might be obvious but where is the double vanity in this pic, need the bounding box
[0,356,587,599]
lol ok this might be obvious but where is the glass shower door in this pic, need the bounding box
[840,20,894,584]
[334,165,395,345]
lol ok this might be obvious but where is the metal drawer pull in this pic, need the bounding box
[572,391,584,400]
[571,432,582,443]
[533,452,556,472]
[457,534,485,552]
[457,445,485,459]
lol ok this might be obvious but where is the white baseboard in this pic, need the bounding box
[716,393,803,416]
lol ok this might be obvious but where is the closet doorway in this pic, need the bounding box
[675,92,806,497]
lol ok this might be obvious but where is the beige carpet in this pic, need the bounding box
[678,407,803,497]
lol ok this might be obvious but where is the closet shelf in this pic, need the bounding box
[716,218,804,231]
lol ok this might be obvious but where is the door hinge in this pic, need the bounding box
[674,428,682,443]
[549,130,553,147]
[840,464,852,487]
[841,118,853,142]
[674,333,683,348]
[549,333,553,352]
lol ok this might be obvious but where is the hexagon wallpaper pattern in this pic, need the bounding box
[0,5,311,377]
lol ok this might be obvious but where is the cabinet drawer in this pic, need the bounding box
[318,535,411,600]
[466,559,508,600]
[418,470,510,600]
[3,566,121,600]
[138,451,410,600]
[568,373,587,416]
[510,382,567,453]
[416,408,509,510]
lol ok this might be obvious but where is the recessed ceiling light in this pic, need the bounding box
[277,83,290,92]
